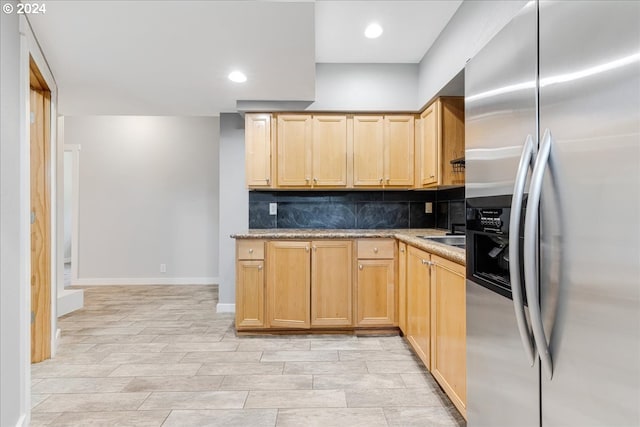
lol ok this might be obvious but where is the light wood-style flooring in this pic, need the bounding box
[31,285,464,426]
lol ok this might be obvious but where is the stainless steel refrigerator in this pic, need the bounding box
[464,1,639,426]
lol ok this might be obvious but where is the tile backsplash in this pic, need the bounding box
[249,188,465,230]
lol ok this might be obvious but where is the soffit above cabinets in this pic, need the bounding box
[26,1,316,116]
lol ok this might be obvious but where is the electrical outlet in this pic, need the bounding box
[269,203,277,215]
[160,263,166,273]
[425,202,433,214]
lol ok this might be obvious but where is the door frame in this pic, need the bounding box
[19,14,59,423]
[63,143,81,284]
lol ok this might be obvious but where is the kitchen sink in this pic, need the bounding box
[418,235,466,249]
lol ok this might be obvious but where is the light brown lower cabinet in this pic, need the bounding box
[403,245,467,419]
[398,242,407,333]
[311,240,353,327]
[406,245,432,370]
[235,240,266,329]
[266,241,311,328]
[430,255,466,417]
[262,240,353,329]
[355,239,396,327]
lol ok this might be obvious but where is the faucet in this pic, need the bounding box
[448,223,466,235]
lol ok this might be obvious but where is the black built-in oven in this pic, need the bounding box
[466,195,526,302]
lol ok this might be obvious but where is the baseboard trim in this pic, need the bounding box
[58,288,84,317]
[216,303,235,313]
[72,277,218,286]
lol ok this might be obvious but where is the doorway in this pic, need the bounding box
[30,56,52,363]
[63,144,80,287]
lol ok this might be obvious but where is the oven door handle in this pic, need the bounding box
[509,134,536,366]
[524,128,554,379]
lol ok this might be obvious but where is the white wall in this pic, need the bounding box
[1,8,27,427]
[63,151,73,261]
[64,116,220,284]
[309,63,419,111]
[217,113,248,311]
[417,0,528,108]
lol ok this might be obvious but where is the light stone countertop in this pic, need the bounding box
[231,228,465,265]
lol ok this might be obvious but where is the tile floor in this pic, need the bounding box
[31,285,465,427]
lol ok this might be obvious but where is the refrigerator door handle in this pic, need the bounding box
[524,128,554,379]
[509,134,536,366]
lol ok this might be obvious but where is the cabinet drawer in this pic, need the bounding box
[356,239,395,259]
[237,240,265,260]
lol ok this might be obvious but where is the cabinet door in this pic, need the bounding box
[355,259,395,326]
[431,255,466,416]
[266,241,311,328]
[245,114,272,188]
[353,115,384,187]
[311,240,352,327]
[312,115,348,187]
[420,103,439,187]
[406,246,431,369]
[236,260,265,329]
[384,115,415,187]
[277,115,312,187]
[398,242,407,334]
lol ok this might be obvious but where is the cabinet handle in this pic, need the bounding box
[248,248,253,254]
[373,247,378,253]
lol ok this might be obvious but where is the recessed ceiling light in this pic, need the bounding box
[228,71,247,83]
[364,22,383,39]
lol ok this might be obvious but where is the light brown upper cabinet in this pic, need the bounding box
[416,97,465,188]
[312,115,349,187]
[245,114,274,188]
[353,115,415,188]
[384,115,415,187]
[277,114,313,187]
[276,114,349,188]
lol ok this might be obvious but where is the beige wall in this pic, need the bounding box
[64,116,219,283]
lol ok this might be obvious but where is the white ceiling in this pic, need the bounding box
[27,0,462,116]
[315,1,462,63]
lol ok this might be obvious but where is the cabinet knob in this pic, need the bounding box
[386,178,390,183]
[305,177,310,182]
[257,265,262,271]
[421,259,428,265]
[249,248,254,254]
[429,175,435,178]
[312,245,317,251]
[313,178,318,183]
[305,246,310,252]
[359,264,363,270]
[379,178,384,183]
[373,247,378,253]
[400,247,405,253]
[266,178,270,184]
